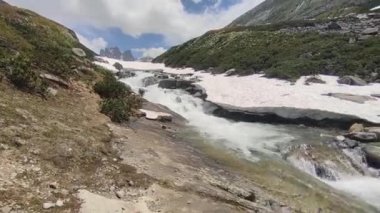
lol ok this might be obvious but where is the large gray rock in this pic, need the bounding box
[346,132,378,143]
[72,48,86,57]
[142,76,159,87]
[327,22,342,30]
[362,27,378,35]
[365,127,380,138]
[158,79,194,89]
[116,70,135,79]
[337,76,367,86]
[305,76,326,84]
[185,84,208,100]
[225,68,237,76]
[363,144,380,169]
[40,74,70,88]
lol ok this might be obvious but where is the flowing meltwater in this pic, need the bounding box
[120,70,380,210]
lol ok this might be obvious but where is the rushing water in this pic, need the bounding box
[120,71,380,210]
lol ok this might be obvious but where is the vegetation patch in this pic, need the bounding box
[155,25,380,81]
[94,67,141,123]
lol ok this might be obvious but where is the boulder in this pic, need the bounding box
[154,73,169,79]
[185,84,208,100]
[142,76,159,87]
[365,127,380,138]
[158,79,194,89]
[116,70,135,79]
[139,109,172,122]
[40,73,70,88]
[346,132,378,143]
[72,48,86,57]
[363,145,380,169]
[362,27,378,35]
[225,68,237,76]
[337,76,367,86]
[283,144,361,181]
[138,88,146,96]
[305,76,326,84]
[327,22,342,30]
[349,123,365,133]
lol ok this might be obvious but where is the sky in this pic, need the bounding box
[6,0,264,58]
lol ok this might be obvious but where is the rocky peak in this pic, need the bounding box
[100,47,135,61]
[122,50,135,61]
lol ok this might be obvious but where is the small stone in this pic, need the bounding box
[128,180,134,186]
[49,182,58,189]
[116,190,125,199]
[13,138,26,147]
[349,123,365,133]
[161,125,167,130]
[43,202,56,209]
[47,87,58,96]
[335,136,345,142]
[187,200,192,205]
[56,200,64,207]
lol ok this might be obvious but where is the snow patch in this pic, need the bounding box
[95,58,380,123]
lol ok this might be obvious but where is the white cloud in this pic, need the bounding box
[6,0,264,45]
[77,34,107,54]
[133,47,167,58]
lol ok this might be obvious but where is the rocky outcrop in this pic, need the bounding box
[139,109,173,122]
[158,79,194,89]
[337,76,367,86]
[100,47,122,60]
[122,50,135,61]
[116,70,136,79]
[346,132,378,143]
[72,48,86,57]
[305,76,326,84]
[207,103,377,129]
[40,73,70,88]
[142,76,159,87]
[283,144,363,181]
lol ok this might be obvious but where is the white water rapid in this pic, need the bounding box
[120,70,380,210]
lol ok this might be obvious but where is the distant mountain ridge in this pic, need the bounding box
[100,47,135,61]
[229,0,378,27]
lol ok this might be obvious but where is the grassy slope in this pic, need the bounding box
[228,0,378,27]
[0,2,94,80]
[155,22,380,80]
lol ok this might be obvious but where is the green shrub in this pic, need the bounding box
[94,75,131,99]
[5,54,47,94]
[100,98,131,123]
[94,69,141,123]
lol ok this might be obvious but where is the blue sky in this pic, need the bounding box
[7,0,263,58]
[72,0,243,57]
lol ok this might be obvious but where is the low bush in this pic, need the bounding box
[5,54,47,94]
[94,69,141,123]
[94,75,131,99]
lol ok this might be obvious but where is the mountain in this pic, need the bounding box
[100,47,135,61]
[229,0,378,27]
[122,50,135,61]
[100,47,122,59]
[155,1,380,81]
